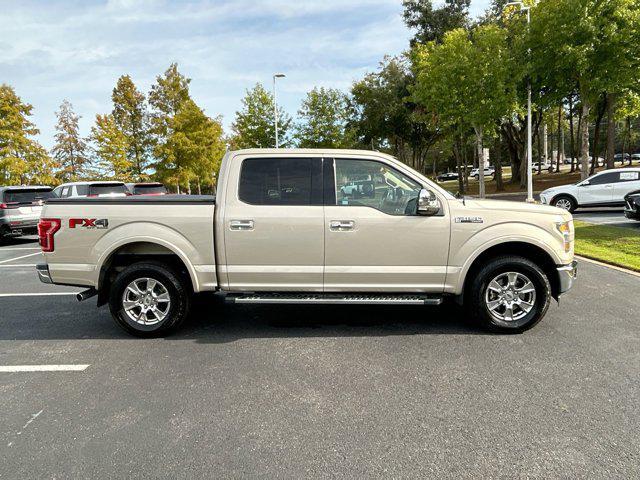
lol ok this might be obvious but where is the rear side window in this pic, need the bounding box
[76,185,89,196]
[134,184,167,195]
[239,158,322,205]
[88,184,128,196]
[589,172,619,185]
[3,189,54,204]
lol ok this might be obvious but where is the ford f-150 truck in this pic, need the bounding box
[36,149,577,336]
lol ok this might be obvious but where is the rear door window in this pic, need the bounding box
[239,158,322,205]
[588,172,619,185]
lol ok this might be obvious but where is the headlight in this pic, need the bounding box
[555,220,574,253]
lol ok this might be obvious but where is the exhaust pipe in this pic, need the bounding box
[77,288,98,302]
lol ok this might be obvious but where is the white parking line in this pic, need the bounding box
[0,252,41,264]
[0,264,38,268]
[0,292,78,297]
[0,247,40,251]
[0,365,90,372]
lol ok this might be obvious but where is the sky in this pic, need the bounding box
[1,0,491,149]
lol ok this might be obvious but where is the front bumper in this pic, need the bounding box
[557,260,578,294]
[36,263,53,284]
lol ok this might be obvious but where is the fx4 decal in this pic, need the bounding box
[69,218,109,229]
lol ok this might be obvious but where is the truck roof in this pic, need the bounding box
[229,148,398,160]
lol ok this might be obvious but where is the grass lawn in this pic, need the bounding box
[574,221,640,272]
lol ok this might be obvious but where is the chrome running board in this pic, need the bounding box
[226,293,443,306]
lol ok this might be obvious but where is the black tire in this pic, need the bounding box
[466,255,551,333]
[108,262,191,337]
[551,195,577,213]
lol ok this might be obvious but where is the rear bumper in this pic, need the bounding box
[557,261,578,295]
[36,263,53,284]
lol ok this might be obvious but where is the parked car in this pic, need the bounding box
[532,162,553,172]
[539,168,640,212]
[37,148,577,336]
[126,182,167,196]
[436,172,459,182]
[624,189,640,221]
[53,181,129,199]
[468,166,495,180]
[0,186,54,241]
[614,153,630,163]
[631,153,640,163]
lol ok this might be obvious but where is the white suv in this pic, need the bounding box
[468,166,495,180]
[539,168,640,212]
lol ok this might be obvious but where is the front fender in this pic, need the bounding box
[446,222,566,295]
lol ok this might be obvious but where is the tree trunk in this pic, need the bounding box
[568,96,575,173]
[625,117,632,165]
[590,95,607,175]
[606,92,617,169]
[579,101,591,180]
[556,105,562,172]
[537,122,542,175]
[559,113,565,172]
[474,126,485,199]
[494,133,504,192]
[197,178,202,195]
[543,123,548,165]
[454,136,464,195]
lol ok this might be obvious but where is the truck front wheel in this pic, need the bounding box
[467,255,551,333]
[109,262,191,337]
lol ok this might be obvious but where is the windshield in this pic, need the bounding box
[89,184,128,196]
[3,189,54,204]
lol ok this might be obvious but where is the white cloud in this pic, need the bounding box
[0,0,490,148]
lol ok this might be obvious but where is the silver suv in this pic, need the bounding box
[0,186,54,241]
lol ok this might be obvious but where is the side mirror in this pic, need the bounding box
[579,180,590,187]
[417,189,440,216]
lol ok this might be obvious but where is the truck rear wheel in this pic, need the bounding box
[466,255,551,333]
[109,262,191,337]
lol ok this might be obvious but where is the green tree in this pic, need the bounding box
[413,25,517,197]
[350,56,440,174]
[52,99,89,182]
[0,84,55,185]
[89,114,132,180]
[155,99,226,193]
[295,87,351,148]
[231,83,292,148]
[403,0,471,44]
[530,0,640,178]
[112,75,151,180]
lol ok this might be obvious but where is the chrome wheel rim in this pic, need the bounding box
[485,272,536,323]
[555,198,572,210]
[122,277,171,325]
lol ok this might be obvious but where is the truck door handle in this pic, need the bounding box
[230,220,254,231]
[330,220,355,231]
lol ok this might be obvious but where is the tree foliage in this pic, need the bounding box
[231,83,292,148]
[89,113,131,180]
[0,84,55,185]
[295,87,351,148]
[52,99,89,182]
[111,75,152,180]
[403,0,471,44]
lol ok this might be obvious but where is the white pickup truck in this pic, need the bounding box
[37,149,577,336]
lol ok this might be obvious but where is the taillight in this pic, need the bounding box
[87,194,98,198]
[38,218,61,252]
[0,202,19,209]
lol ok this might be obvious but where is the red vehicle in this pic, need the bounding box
[125,183,167,196]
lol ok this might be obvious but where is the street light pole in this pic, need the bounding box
[273,73,286,148]
[505,2,534,203]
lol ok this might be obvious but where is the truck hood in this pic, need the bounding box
[458,198,570,218]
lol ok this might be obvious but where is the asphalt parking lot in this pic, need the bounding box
[1,237,639,478]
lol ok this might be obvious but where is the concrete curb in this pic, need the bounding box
[575,255,640,278]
